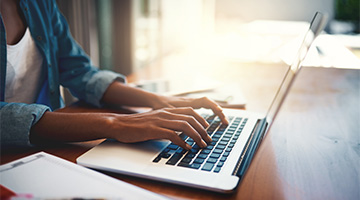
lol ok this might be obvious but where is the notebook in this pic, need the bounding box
[0,152,169,199]
[77,12,327,193]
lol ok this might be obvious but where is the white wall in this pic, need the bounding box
[215,0,334,23]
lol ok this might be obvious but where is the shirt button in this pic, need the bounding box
[37,36,42,41]
[24,7,28,11]
[50,90,55,95]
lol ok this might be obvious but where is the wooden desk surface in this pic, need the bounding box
[1,65,359,200]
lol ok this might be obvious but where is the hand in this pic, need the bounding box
[102,81,229,125]
[151,95,229,125]
[105,107,212,150]
[31,108,211,150]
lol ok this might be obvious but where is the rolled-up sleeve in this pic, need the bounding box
[0,102,50,146]
[85,70,126,107]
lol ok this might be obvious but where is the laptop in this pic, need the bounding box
[77,12,327,193]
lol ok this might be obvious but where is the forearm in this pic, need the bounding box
[30,111,114,143]
[30,105,213,149]
[101,81,161,108]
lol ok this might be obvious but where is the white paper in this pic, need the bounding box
[0,152,169,199]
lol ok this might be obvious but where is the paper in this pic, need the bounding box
[0,152,169,199]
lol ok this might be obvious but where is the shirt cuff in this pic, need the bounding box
[0,102,50,147]
[85,70,127,107]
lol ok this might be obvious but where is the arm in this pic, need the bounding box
[28,0,227,149]
[0,102,49,147]
[30,108,211,150]
[101,81,229,124]
[29,81,228,150]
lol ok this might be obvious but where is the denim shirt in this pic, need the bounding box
[0,0,126,146]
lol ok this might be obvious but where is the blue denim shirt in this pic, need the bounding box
[0,0,126,146]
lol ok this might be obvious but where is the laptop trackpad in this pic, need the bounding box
[77,139,169,172]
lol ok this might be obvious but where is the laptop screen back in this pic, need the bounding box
[265,12,327,125]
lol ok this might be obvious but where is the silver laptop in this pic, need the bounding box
[77,12,327,193]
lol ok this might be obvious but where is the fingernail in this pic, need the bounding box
[185,143,192,150]
[207,135,212,142]
[201,140,207,148]
[223,116,229,125]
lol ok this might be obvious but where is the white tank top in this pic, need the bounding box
[5,28,44,104]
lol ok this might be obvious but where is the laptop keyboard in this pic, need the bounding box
[152,114,248,173]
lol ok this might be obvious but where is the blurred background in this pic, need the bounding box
[56,0,359,75]
[56,0,359,105]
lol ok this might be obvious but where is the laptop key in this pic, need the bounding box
[176,148,186,154]
[160,152,171,158]
[185,153,196,159]
[162,148,170,153]
[210,153,221,159]
[152,156,161,163]
[197,154,208,159]
[201,149,211,154]
[209,141,217,146]
[212,134,222,138]
[214,167,221,173]
[215,130,224,135]
[207,158,217,163]
[189,163,201,169]
[202,163,215,171]
[168,144,179,150]
[178,162,190,167]
[181,157,192,163]
[205,145,214,150]
[166,153,183,165]
[213,149,223,154]
[224,133,233,138]
[193,158,205,164]
[217,162,224,167]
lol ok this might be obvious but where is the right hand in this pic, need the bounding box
[105,107,212,150]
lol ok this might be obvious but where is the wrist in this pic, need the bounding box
[148,93,172,109]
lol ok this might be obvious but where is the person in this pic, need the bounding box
[0,0,228,150]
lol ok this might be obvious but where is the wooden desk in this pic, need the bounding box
[1,65,359,200]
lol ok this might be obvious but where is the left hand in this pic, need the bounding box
[101,81,229,125]
[151,95,229,125]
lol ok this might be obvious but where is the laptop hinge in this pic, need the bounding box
[232,118,267,178]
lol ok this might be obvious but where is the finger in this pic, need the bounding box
[160,109,212,143]
[164,107,209,128]
[160,128,192,150]
[164,96,228,125]
[194,97,229,124]
[159,119,208,148]
[143,127,191,150]
[193,97,229,125]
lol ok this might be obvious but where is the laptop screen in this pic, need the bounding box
[265,12,327,125]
